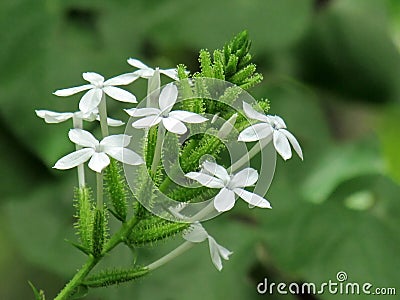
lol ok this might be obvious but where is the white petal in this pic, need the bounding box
[127,58,151,70]
[53,148,94,170]
[131,115,161,128]
[106,117,125,127]
[133,69,154,79]
[104,73,139,86]
[233,188,271,209]
[88,152,110,173]
[82,72,104,84]
[185,172,224,188]
[183,223,208,243]
[103,86,137,103]
[105,148,144,165]
[242,102,269,122]
[281,129,303,160]
[53,84,93,97]
[79,88,103,113]
[238,123,272,142]
[273,130,292,160]
[101,134,131,148]
[35,110,73,123]
[160,68,179,80]
[69,129,99,148]
[213,188,236,212]
[159,84,178,112]
[229,168,258,188]
[124,107,161,117]
[169,111,208,123]
[208,236,232,271]
[267,115,287,129]
[202,161,230,183]
[162,117,187,134]
[81,110,98,122]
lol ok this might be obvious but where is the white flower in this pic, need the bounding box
[35,109,124,127]
[238,102,303,161]
[127,58,179,80]
[185,161,271,212]
[125,83,207,134]
[53,72,138,113]
[183,222,232,271]
[54,129,143,173]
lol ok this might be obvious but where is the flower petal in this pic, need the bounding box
[101,134,131,148]
[133,69,154,79]
[53,148,94,170]
[124,107,161,117]
[208,236,232,271]
[127,58,151,70]
[202,161,230,183]
[104,73,139,86]
[238,123,272,142]
[105,148,144,165]
[281,129,303,160]
[88,152,110,173]
[79,88,103,113]
[233,188,271,209]
[273,130,292,160]
[213,188,236,212]
[243,102,269,122]
[169,111,208,123]
[160,68,179,80]
[162,117,187,134]
[103,86,137,103]
[229,168,258,189]
[53,84,92,97]
[35,110,73,123]
[82,72,104,84]
[185,172,224,188]
[267,115,287,129]
[183,223,208,243]
[69,129,99,148]
[131,115,162,128]
[106,117,125,127]
[159,83,178,113]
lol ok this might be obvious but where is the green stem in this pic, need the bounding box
[96,172,104,210]
[146,241,194,271]
[98,93,109,138]
[54,256,98,300]
[151,124,165,175]
[72,115,85,188]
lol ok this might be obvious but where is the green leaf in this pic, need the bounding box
[28,281,46,300]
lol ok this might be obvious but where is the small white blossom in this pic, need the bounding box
[53,72,138,113]
[238,102,303,161]
[125,83,207,134]
[185,161,271,212]
[183,222,232,271]
[54,129,143,173]
[35,109,124,127]
[127,58,179,80]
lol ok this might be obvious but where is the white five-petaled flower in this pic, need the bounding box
[183,222,232,271]
[185,161,271,212]
[35,109,124,127]
[53,72,138,113]
[54,129,143,173]
[238,102,303,161]
[127,58,179,80]
[125,84,207,134]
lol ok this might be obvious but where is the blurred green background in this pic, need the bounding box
[1,0,400,299]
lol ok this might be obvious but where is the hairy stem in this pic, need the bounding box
[151,124,165,175]
[96,172,104,210]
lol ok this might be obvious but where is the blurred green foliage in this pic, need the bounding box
[1,0,399,299]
